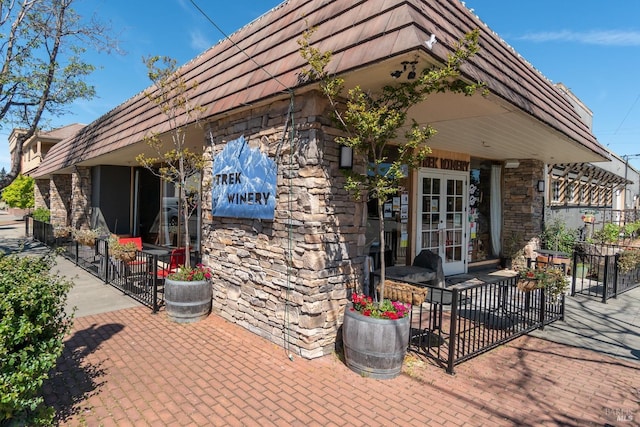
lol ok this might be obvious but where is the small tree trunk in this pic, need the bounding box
[377,197,386,304]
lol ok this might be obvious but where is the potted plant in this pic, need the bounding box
[300,27,483,377]
[517,266,568,299]
[108,236,138,263]
[164,263,213,323]
[342,293,411,379]
[71,227,100,247]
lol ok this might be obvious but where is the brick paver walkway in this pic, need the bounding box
[43,306,640,426]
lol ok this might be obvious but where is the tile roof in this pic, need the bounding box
[35,0,608,177]
[39,123,86,140]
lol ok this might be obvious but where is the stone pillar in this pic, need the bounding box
[50,174,72,227]
[502,159,545,250]
[71,166,92,229]
[34,179,50,210]
[202,92,363,359]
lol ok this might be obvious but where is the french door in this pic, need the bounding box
[416,170,468,275]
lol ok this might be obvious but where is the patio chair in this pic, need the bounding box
[157,247,186,278]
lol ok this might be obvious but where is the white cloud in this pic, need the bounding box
[190,29,213,52]
[519,30,640,46]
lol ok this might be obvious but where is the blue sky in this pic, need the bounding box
[2,0,639,171]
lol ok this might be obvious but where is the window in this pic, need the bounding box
[552,180,560,202]
[566,182,574,203]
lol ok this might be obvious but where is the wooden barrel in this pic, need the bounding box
[342,304,410,379]
[164,278,212,323]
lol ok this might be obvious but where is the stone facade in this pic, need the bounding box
[203,93,365,359]
[50,174,72,227]
[502,159,545,251]
[71,166,92,229]
[34,179,50,210]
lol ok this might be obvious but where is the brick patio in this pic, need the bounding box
[43,306,640,426]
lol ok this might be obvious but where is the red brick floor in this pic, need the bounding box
[43,307,640,426]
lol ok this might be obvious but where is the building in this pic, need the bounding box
[6,124,85,217]
[32,0,614,358]
[545,84,639,235]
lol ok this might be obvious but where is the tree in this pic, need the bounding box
[0,0,118,191]
[1,174,34,209]
[136,56,206,269]
[300,27,484,304]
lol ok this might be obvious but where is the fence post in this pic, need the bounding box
[571,250,578,296]
[152,254,159,313]
[538,287,546,330]
[612,253,619,300]
[446,289,459,375]
[602,255,609,303]
[103,240,110,283]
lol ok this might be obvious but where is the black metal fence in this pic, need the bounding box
[408,276,564,374]
[29,219,164,312]
[571,242,640,303]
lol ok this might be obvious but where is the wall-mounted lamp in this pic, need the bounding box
[537,180,545,193]
[504,159,520,169]
[339,145,353,169]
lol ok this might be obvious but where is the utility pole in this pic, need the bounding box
[622,154,640,209]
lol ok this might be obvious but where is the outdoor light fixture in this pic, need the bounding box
[537,180,545,193]
[504,159,520,169]
[390,60,418,80]
[339,145,353,169]
[425,33,438,50]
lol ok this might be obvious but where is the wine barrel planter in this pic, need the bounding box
[164,278,212,323]
[342,303,410,379]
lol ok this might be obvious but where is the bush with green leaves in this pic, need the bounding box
[540,218,578,254]
[622,221,640,241]
[0,174,34,209]
[31,207,50,223]
[0,252,73,425]
[592,223,621,245]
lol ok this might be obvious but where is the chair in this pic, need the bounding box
[118,237,143,251]
[117,236,145,269]
[412,250,445,288]
[157,247,186,278]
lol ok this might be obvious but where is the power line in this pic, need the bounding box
[613,93,640,135]
[188,0,290,93]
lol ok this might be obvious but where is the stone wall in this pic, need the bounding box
[50,174,72,227]
[71,166,92,229]
[202,93,365,359]
[34,179,50,210]
[502,159,545,252]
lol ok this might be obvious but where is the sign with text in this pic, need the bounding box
[211,135,276,220]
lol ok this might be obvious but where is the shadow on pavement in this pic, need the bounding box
[42,323,125,424]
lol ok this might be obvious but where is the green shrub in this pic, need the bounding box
[0,175,34,209]
[540,218,578,254]
[0,253,73,425]
[31,207,50,223]
[622,221,640,240]
[592,223,621,244]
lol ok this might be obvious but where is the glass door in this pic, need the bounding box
[416,170,468,275]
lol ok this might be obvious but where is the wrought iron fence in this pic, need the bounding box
[408,276,564,374]
[29,219,164,312]
[572,243,640,302]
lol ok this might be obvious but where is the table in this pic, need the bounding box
[536,249,571,273]
[142,248,170,257]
